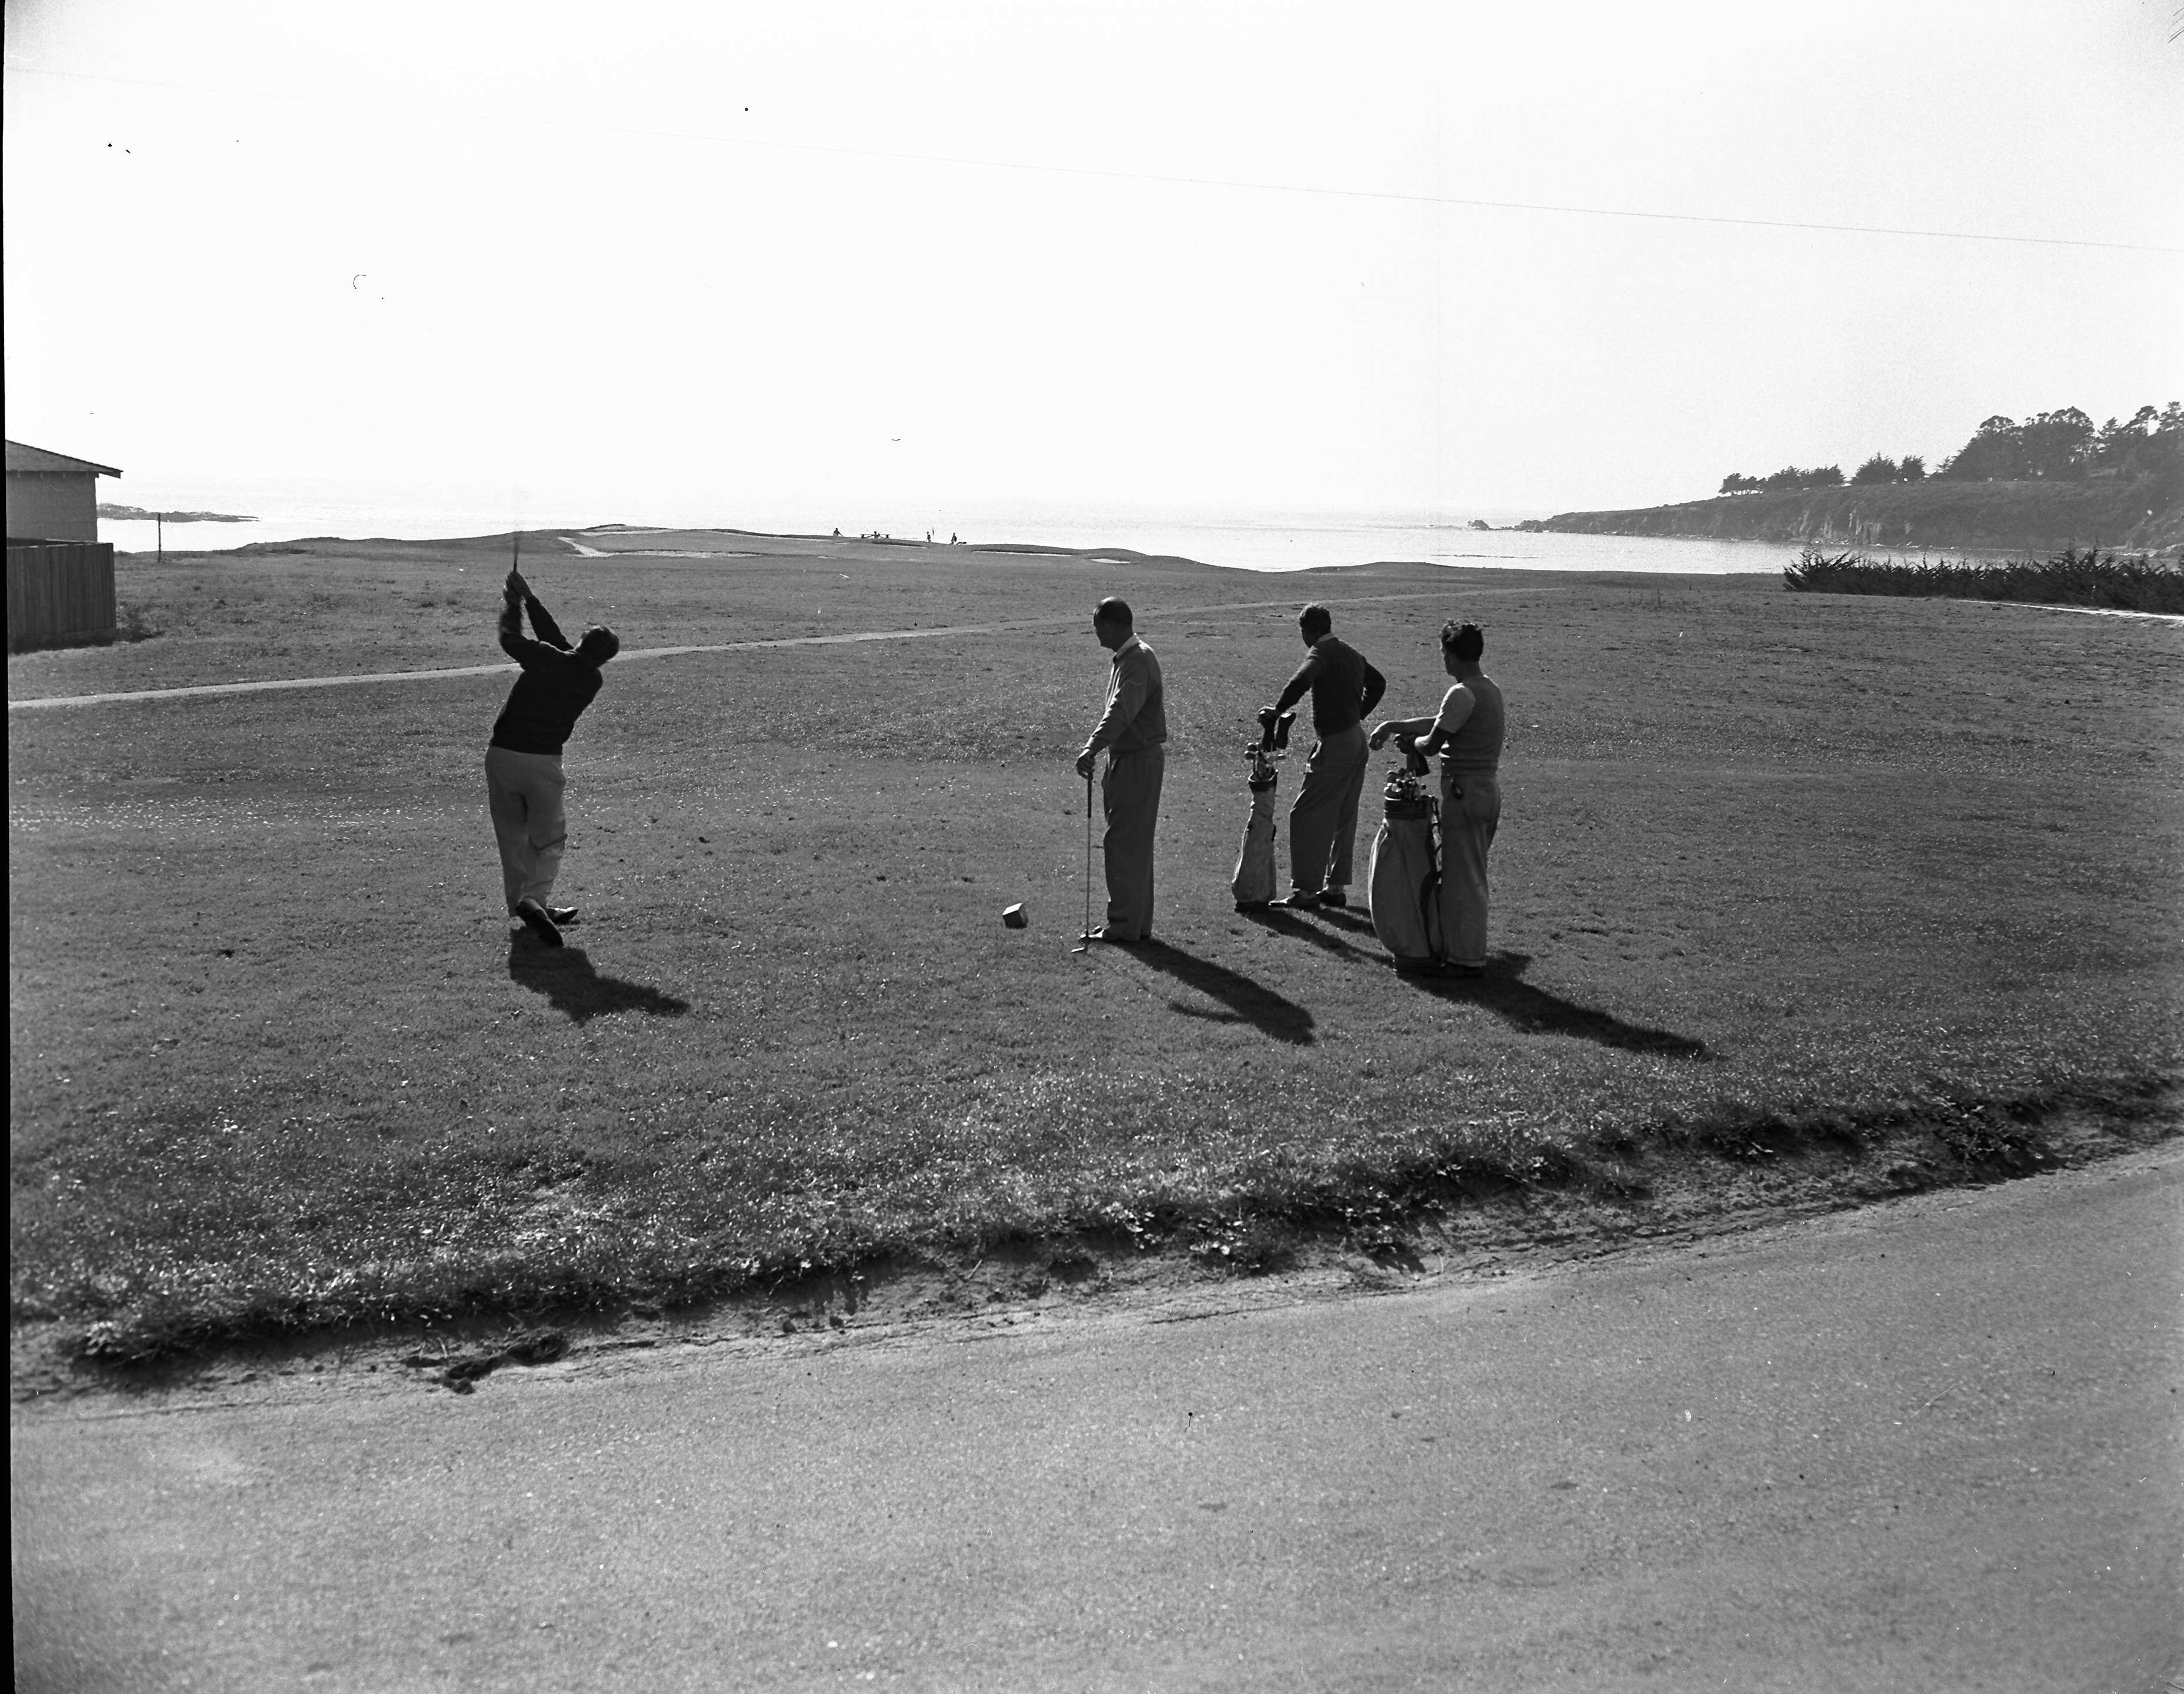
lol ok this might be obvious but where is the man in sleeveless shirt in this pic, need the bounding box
[486,568,620,948]
[1074,596,1167,943]
[1264,602,1386,909]
[1370,621,1505,974]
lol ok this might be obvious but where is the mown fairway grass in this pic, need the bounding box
[10,529,2183,1362]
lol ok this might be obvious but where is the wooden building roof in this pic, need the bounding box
[6,441,124,478]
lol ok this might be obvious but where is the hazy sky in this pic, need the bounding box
[5,0,2180,522]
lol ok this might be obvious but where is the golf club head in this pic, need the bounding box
[1256,707,1297,754]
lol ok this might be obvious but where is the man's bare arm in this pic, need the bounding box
[1368,713,1436,751]
[1410,685,1476,756]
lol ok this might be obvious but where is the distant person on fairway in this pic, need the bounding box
[1075,596,1167,943]
[1369,621,1504,973]
[487,568,619,948]
[1263,602,1386,910]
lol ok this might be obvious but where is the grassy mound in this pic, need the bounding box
[11,532,2182,1363]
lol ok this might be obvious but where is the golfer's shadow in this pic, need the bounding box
[507,936,691,1025]
[1411,952,1709,1058]
[1132,940,1316,1046]
[1241,905,1378,962]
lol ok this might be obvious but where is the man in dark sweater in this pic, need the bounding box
[487,568,619,947]
[1264,603,1386,910]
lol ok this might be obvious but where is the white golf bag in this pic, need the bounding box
[1368,758,1442,968]
[1231,708,1296,911]
[1232,773,1279,909]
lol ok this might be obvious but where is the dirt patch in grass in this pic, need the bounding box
[11,537,2183,1379]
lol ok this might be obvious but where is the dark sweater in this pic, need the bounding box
[1274,636,1387,736]
[490,594,603,755]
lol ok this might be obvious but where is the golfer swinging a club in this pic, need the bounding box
[1075,596,1167,945]
[486,566,619,948]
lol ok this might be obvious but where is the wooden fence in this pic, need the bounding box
[7,541,116,651]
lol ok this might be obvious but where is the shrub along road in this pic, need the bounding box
[12,1147,2179,1693]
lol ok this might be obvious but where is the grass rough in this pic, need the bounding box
[11,530,2182,1365]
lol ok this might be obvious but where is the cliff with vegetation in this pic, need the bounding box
[1523,404,2183,555]
[1521,479,2181,553]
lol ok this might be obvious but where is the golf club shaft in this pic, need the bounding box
[1076,769,1093,950]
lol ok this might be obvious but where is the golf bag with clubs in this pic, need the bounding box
[1231,707,1296,910]
[1367,751,1443,968]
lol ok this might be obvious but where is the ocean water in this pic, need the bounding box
[939,505,1802,578]
[98,480,1802,578]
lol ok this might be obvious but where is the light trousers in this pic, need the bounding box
[485,745,567,913]
[1287,723,1370,892]
[1437,771,1501,968]
[1101,744,1164,942]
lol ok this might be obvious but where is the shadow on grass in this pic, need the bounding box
[1131,939,1316,1045]
[1240,906,1379,963]
[1243,912,1706,1058]
[507,937,692,1024]
[1408,952,1710,1059]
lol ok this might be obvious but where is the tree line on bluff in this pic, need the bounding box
[1717,402,2183,498]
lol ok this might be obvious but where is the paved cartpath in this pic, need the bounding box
[6,588,1550,712]
[14,1151,2180,1693]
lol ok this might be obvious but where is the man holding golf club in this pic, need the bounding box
[1075,597,1167,944]
[1263,602,1386,911]
[486,567,620,948]
[1369,620,1504,975]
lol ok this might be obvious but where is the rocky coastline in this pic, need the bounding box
[1520,479,2181,555]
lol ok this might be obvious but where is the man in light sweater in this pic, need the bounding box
[1264,602,1386,910]
[1370,619,1505,973]
[486,568,619,948]
[1074,596,1167,944]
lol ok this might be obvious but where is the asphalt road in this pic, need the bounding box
[14,1151,2182,1694]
